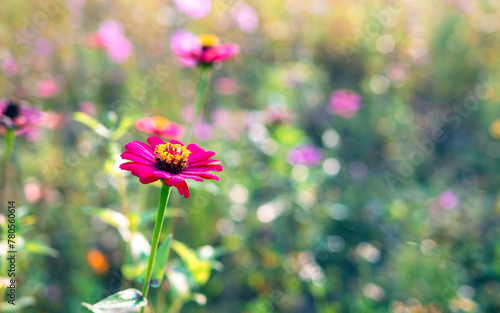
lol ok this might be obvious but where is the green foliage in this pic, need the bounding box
[81,289,147,312]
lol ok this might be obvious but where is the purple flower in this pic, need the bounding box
[173,0,211,19]
[0,100,45,141]
[34,38,52,57]
[328,89,363,119]
[287,145,322,167]
[438,190,459,210]
[231,2,259,34]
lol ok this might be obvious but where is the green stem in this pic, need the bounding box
[185,66,211,142]
[141,183,172,313]
[0,128,16,209]
[168,298,184,313]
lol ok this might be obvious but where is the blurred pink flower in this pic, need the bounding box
[194,119,212,141]
[215,78,239,95]
[79,101,99,118]
[95,20,133,63]
[135,116,184,139]
[1,56,18,77]
[439,190,459,210]
[211,109,245,140]
[173,0,211,19]
[0,100,45,141]
[181,104,195,123]
[231,2,259,33]
[287,145,322,167]
[265,106,295,125]
[328,89,363,119]
[36,78,60,98]
[211,109,231,125]
[170,30,239,67]
[43,112,66,130]
[24,180,43,203]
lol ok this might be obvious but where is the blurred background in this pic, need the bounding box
[1,0,500,312]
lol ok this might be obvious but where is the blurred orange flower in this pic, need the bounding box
[86,249,110,276]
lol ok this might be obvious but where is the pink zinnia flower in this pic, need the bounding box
[170,30,239,67]
[88,20,133,63]
[173,0,211,19]
[287,145,322,167]
[120,137,223,198]
[0,100,45,141]
[135,116,184,139]
[36,78,60,99]
[328,89,363,119]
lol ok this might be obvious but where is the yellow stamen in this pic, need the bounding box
[198,34,220,47]
[154,143,190,165]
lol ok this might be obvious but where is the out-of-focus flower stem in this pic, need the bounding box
[185,65,211,142]
[141,182,172,313]
[0,128,15,208]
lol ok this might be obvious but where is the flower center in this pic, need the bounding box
[4,102,19,119]
[154,143,191,174]
[151,116,170,131]
[198,34,220,48]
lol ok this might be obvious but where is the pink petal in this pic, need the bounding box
[154,171,185,185]
[177,56,198,68]
[121,151,156,165]
[188,158,222,167]
[170,29,202,66]
[212,44,239,61]
[187,164,223,172]
[182,171,220,181]
[147,136,165,148]
[178,173,204,182]
[168,139,184,146]
[173,0,211,19]
[124,141,155,160]
[188,150,217,164]
[186,143,204,154]
[120,162,159,184]
[175,180,190,198]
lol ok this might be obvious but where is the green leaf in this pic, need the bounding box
[139,234,173,288]
[0,297,35,311]
[73,112,111,138]
[112,117,134,140]
[25,241,59,257]
[122,262,147,281]
[81,288,147,312]
[171,240,214,286]
[83,207,130,230]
